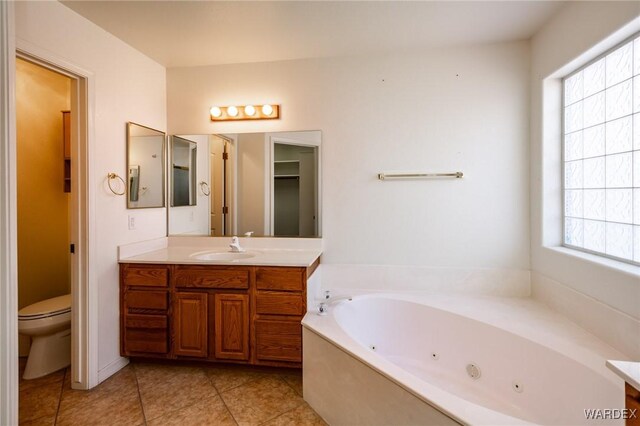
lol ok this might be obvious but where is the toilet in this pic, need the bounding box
[18,294,71,380]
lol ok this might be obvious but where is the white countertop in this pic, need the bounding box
[119,246,321,267]
[118,236,322,267]
[606,360,640,391]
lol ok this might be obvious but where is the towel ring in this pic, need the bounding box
[107,173,126,196]
[199,181,211,196]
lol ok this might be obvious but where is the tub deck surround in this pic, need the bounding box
[607,361,640,391]
[303,292,629,425]
[118,236,322,267]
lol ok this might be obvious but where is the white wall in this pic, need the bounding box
[530,2,640,357]
[15,2,166,378]
[168,41,531,269]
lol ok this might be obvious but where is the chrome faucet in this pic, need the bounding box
[229,236,245,253]
[317,290,352,315]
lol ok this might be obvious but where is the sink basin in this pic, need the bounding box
[190,251,256,261]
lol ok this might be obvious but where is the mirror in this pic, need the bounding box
[167,131,321,237]
[170,136,197,207]
[127,122,166,209]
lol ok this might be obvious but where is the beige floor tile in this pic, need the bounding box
[147,395,236,426]
[56,365,144,426]
[19,369,65,423]
[221,376,304,425]
[262,403,327,426]
[280,372,303,396]
[205,365,272,393]
[134,362,217,421]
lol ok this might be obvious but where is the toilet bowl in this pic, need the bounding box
[18,294,71,380]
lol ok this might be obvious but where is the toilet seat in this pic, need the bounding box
[18,294,71,320]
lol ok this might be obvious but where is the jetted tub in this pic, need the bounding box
[302,293,627,425]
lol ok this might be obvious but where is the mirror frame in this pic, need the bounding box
[126,122,166,209]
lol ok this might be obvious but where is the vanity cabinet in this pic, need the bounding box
[254,267,306,363]
[119,259,318,368]
[120,264,170,357]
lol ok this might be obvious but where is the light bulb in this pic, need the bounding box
[210,106,222,118]
[262,104,274,115]
[227,106,238,117]
[244,105,256,116]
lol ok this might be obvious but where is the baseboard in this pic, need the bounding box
[97,356,129,384]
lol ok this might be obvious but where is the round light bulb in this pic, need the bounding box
[227,106,239,117]
[244,105,256,116]
[210,106,222,118]
[262,104,274,116]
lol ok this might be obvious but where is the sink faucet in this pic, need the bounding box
[229,236,245,253]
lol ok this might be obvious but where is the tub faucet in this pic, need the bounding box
[229,236,245,253]
[317,291,352,315]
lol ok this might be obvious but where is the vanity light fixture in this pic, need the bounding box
[227,105,239,117]
[261,104,273,115]
[244,105,256,116]
[209,106,222,118]
[209,104,280,121]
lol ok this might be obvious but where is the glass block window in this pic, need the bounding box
[563,34,640,265]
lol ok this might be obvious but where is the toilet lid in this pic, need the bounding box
[18,294,71,318]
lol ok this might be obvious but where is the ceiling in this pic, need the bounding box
[61,1,565,68]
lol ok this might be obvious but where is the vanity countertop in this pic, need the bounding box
[606,360,640,391]
[118,237,322,267]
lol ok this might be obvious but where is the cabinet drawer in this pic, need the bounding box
[256,267,305,292]
[125,291,168,313]
[122,265,168,288]
[174,266,249,289]
[124,314,168,354]
[124,329,168,354]
[125,314,167,329]
[256,293,304,316]
[255,320,302,362]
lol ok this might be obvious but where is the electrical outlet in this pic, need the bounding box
[189,211,194,222]
[128,215,136,230]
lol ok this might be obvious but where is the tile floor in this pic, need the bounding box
[19,358,326,426]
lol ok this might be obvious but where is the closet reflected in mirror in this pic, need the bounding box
[126,122,165,209]
[167,131,321,237]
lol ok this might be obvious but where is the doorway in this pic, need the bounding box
[16,57,72,348]
[15,51,93,394]
[271,141,318,237]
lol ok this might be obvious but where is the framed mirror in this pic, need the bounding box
[167,130,321,237]
[170,136,197,207]
[126,122,166,209]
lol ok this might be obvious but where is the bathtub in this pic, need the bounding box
[302,293,627,425]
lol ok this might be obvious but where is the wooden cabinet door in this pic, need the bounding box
[214,293,249,361]
[174,292,208,358]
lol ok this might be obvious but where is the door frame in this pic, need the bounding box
[0,2,18,423]
[267,135,321,236]
[14,41,98,392]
